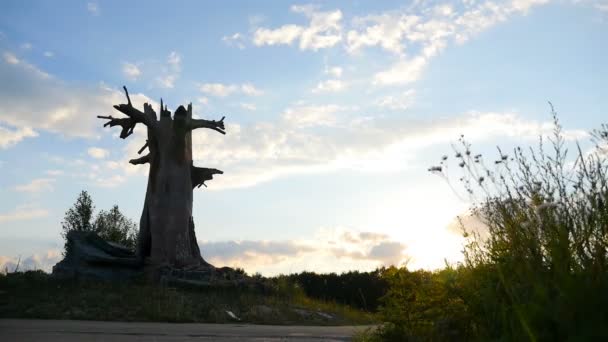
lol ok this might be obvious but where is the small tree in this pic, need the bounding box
[61,190,95,238]
[94,205,138,249]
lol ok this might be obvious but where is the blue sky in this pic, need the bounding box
[0,0,607,275]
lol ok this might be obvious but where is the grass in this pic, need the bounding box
[0,270,376,325]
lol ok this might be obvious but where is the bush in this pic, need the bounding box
[94,205,138,249]
[61,191,138,253]
[368,105,608,341]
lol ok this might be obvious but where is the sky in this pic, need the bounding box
[0,0,607,275]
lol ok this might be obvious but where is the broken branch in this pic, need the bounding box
[137,140,149,155]
[97,115,136,139]
[191,165,223,188]
[129,154,150,165]
[112,86,157,128]
[189,116,226,135]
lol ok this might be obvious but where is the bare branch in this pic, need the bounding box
[97,115,136,139]
[111,86,157,128]
[129,154,150,165]
[123,86,132,106]
[137,140,149,155]
[191,165,223,188]
[189,116,226,135]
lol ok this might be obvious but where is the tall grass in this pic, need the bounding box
[362,105,608,341]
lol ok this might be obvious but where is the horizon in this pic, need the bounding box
[1,0,607,276]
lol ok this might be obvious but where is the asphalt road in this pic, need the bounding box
[0,319,373,341]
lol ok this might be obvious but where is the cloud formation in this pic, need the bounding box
[0,250,61,273]
[254,5,343,51]
[0,207,49,223]
[0,124,37,149]
[0,52,155,139]
[14,178,55,193]
[122,62,141,80]
[87,147,109,159]
[199,83,264,97]
[248,1,549,86]
[201,227,408,275]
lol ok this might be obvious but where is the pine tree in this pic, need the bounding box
[61,190,95,237]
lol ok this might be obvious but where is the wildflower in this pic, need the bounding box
[501,155,508,161]
[442,155,448,161]
[479,177,485,183]
[495,160,502,164]
[456,152,462,158]
[459,162,465,167]
[428,166,442,172]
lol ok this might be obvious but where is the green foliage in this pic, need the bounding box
[61,190,95,237]
[286,270,388,311]
[94,205,138,249]
[62,191,138,253]
[368,106,608,341]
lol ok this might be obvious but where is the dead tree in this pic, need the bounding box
[98,87,225,268]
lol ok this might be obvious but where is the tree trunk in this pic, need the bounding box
[137,104,203,267]
[99,87,225,269]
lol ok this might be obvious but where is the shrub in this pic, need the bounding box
[370,105,608,341]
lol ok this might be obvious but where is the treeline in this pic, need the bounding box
[283,270,389,311]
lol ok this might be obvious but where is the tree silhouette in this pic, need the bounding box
[98,87,225,268]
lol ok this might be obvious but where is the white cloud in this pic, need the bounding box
[20,42,32,50]
[14,178,55,193]
[87,2,99,15]
[312,79,347,93]
[373,56,428,85]
[376,89,416,110]
[3,52,19,65]
[345,0,549,86]
[199,82,263,97]
[45,169,64,176]
[189,108,585,190]
[198,97,209,105]
[167,51,181,70]
[0,250,61,273]
[347,13,420,55]
[595,1,608,12]
[0,125,37,148]
[241,83,264,96]
[253,5,343,51]
[0,53,155,138]
[201,227,408,275]
[156,51,181,88]
[222,32,246,49]
[87,147,109,159]
[240,103,257,111]
[282,104,344,127]
[43,51,54,58]
[157,75,176,88]
[254,25,303,46]
[325,66,343,78]
[0,207,49,223]
[122,62,141,80]
[199,83,238,97]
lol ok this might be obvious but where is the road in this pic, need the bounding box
[0,319,373,341]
